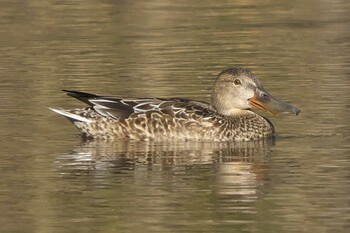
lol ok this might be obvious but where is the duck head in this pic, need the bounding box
[211,67,300,116]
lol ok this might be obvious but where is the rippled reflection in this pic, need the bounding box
[56,139,273,209]
[56,138,272,169]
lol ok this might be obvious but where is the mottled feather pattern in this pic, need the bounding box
[66,97,274,141]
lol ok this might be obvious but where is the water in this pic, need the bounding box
[0,1,349,232]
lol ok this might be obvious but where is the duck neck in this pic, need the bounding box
[215,108,253,117]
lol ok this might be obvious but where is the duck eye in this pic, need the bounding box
[234,79,241,85]
[261,92,269,98]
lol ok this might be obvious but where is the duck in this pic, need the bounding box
[50,67,300,141]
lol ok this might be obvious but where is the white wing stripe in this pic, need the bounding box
[49,108,93,123]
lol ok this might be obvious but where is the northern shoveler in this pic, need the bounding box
[50,67,300,141]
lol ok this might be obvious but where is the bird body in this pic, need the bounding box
[51,68,299,141]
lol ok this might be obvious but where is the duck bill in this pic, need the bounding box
[249,91,300,116]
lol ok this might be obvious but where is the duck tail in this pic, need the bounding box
[62,90,98,106]
[49,108,92,123]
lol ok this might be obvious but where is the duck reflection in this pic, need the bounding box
[55,139,274,225]
[56,139,273,188]
[57,138,273,167]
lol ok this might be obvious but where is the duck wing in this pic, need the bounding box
[63,90,215,120]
